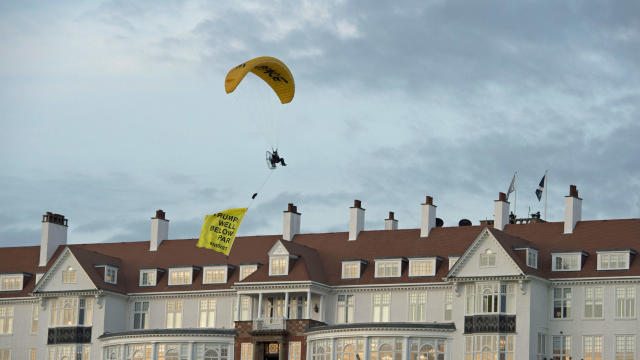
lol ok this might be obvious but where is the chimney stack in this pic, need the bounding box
[494,192,510,231]
[283,203,301,241]
[420,196,437,237]
[564,185,582,234]
[349,200,365,241]
[150,210,169,251]
[40,212,68,266]
[385,211,398,230]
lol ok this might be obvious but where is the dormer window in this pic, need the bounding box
[480,249,496,267]
[62,267,76,284]
[203,265,230,284]
[0,275,23,291]
[527,249,538,269]
[270,256,288,276]
[139,269,157,287]
[597,250,634,270]
[239,264,258,281]
[105,266,118,284]
[374,258,404,278]
[408,257,437,277]
[448,256,460,270]
[169,267,194,285]
[552,252,585,271]
[341,261,361,279]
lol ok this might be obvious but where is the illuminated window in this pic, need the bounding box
[409,259,435,277]
[198,299,216,328]
[372,293,390,322]
[583,335,602,360]
[239,265,257,281]
[62,267,76,284]
[288,342,301,360]
[0,306,14,335]
[584,287,603,318]
[240,344,252,360]
[616,286,635,318]
[203,267,226,284]
[168,268,192,285]
[552,336,571,360]
[480,249,496,267]
[0,275,22,291]
[341,262,360,279]
[270,257,288,276]
[408,292,426,322]
[105,267,117,284]
[616,335,635,360]
[166,300,183,328]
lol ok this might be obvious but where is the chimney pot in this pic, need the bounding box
[287,203,295,212]
[420,195,437,237]
[569,185,578,198]
[498,192,507,202]
[155,209,165,220]
[425,196,433,205]
[388,211,394,220]
[353,199,362,208]
[384,211,398,230]
[283,203,301,240]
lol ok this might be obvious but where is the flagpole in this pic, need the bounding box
[544,170,548,221]
[514,171,518,218]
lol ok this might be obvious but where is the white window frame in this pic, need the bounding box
[166,300,183,328]
[240,343,253,360]
[31,304,38,334]
[269,256,288,276]
[615,286,636,319]
[444,290,453,321]
[597,251,630,270]
[465,335,514,359]
[615,335,635,360]
[62,267,76,284]
[408,292,426,322]
[583,335,603,360]
[479,249,496,268]
[552,335,571,360]
[139,270,156,287]
[288,342,301,360]
[537,332,547,360]
[168,267,193,286]
[448,256,459,270]
[553,288,572,319]
[133,301,149,330]
[341,261,361,279]
[374,259,402,278]
[584,287,603,319]
[0,306,14,335]
[202,266,227,284]
[336,294,354,324]
[408,258,435,277]
[198,299,216,328]
[0,275,22,291]
[105,266,118,284]
[0,349,10,360]
[372,293,390,322]
[527,249,538,269]
[239,265,258,281]
[552,253,581,271]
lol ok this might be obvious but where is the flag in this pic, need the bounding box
[197,208,248,256]
[506,172,516,199]
[535,174,546,201]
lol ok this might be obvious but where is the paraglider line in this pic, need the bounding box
[247,171,274,209]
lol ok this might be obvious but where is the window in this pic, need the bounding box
[408,292,426,322]
[552,335,571,360]
[369,338,403,360]
[289,296,306,319]
[157,344,188,360]
[203,267,226,284]
[341,262,360,279]
[0,275,22,291]
[616,286,636,318]
[537,333,546,360]
[449,256,459,270]
[410,339,445,360]
[375,260,401,278]
[444,290,453,321]
[139,270,156,286]
[105,266,117,284]
[239,265,257,281]
[48,345,90,360]
[409,259,435,277]
[527,249,538,268]
[0,350,9,360]
[31,304,39,334]
[166,300,183,328]
[552,254,580,271]
[240,344,252,360]
[62,267,76,284]
[125,344,152,360]
[49,298,93,327]
[479,249,496,267]
[194,344,229,360]
[288,342,301,360]
[0,306,13,334]
[270,257,287,276]
[583,336,602,360]
[199,299,216,327]
[310,340,332,360]
[584,287,603,318]
[465,335,513,360]
[598,252,629,270]
[553,288,572,318]
[616,335,635,360]
[78,298,93,326]
[169,268,192,285]
[372,293,390,322]
[465,284,475,315]
[30,349,36,360]
[336,338,364,360]
[133,301,149,329]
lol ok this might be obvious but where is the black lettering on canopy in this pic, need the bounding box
[255,65,289,84]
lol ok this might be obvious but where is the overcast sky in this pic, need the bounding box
[1,0,639,247]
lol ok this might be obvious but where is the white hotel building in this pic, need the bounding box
[0,185,638,360]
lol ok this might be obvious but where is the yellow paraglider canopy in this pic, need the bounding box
[225,56,295,104]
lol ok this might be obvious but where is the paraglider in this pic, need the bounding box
[266,149,287,169]
[225,56,295,104]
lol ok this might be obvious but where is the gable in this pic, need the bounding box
[35,248,98,293]
[449,229,524,278]
[268,240,289,256]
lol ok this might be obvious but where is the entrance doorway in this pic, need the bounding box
[264,343,279,360]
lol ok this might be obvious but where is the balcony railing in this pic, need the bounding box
[253,317,286,331]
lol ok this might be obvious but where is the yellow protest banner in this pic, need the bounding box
[197,208,247,256]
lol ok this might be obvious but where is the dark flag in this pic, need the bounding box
[535,174,546,201]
